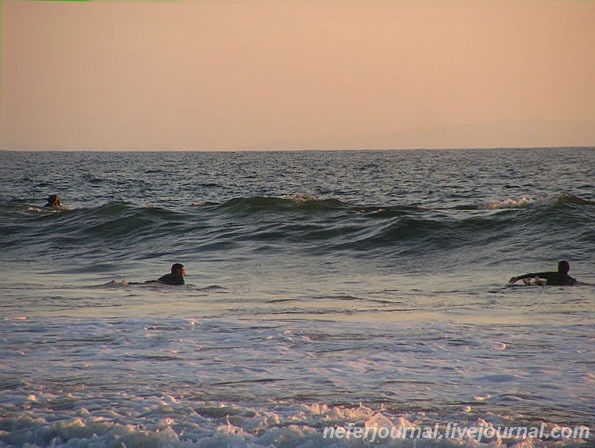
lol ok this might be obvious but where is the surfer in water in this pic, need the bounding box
[112,263,186,286]
[508,260,577,286]
[45,194,61,208]
[153,263,186,285]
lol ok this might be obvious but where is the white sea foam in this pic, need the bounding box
[0,400,590,447]
[1,312,593,447]
[485,196,539,209]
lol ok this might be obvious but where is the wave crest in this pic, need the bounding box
[485,194,593,210]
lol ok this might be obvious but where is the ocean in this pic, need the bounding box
[0,147,593,447]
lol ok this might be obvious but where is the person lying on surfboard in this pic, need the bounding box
[508,260,577,286]
[115,263,186,286]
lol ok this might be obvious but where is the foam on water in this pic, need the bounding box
[1,310,593,447]
[2,401,590,447]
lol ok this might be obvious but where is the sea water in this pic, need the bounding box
[0,148,593,447]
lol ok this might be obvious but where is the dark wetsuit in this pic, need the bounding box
[515,272,576,286]
[156,273,185,285]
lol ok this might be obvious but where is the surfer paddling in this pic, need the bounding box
[113,263,186,286]
[508,260,577,286]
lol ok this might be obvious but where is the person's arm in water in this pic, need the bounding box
[509,272,548,285]
[509,272,576,286]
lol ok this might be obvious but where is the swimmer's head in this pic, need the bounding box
[46,194,60,206]
[557,260,570,274]
[171,263,185,276]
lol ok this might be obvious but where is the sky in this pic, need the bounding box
[1,0,594,151]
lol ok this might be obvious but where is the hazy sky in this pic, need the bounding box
[1,0,594,151]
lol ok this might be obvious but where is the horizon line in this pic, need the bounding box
[1,145,594,153]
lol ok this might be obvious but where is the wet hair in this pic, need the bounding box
[46,194,60,206]
[171,263,185,274]
[557,260,570,275]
